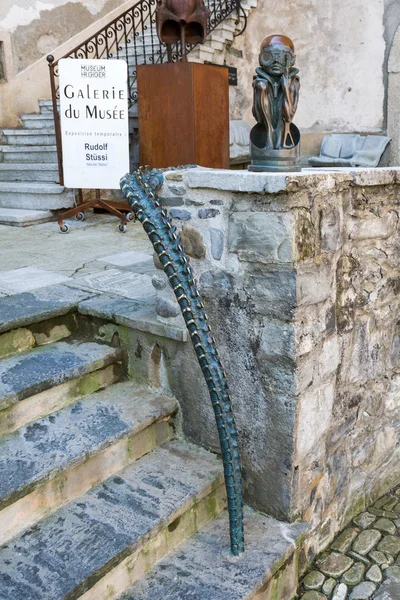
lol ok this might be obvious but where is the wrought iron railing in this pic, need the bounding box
[47,0,247,183]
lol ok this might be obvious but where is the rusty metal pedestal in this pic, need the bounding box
[137,62,229,169]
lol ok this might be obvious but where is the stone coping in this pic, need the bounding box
[0,283,188,344]
[176,166,400,194]
[77,294,188,343]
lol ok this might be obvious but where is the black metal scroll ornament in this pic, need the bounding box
[120,167,244,555]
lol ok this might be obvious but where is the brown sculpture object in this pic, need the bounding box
[156,0,210,61]
[249,34,301,171]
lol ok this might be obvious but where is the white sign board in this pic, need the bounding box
[59,58,130,189]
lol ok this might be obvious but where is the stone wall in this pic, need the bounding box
[388,24,400,165]
[157,166,400,556]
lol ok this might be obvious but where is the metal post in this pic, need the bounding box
[47,55,64,187]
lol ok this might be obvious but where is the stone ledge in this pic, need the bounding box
[181,167,400,194]
[0,284,95,334]
[121,507,308,600]
[78,295,188,343]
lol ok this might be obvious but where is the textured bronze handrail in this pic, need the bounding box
[47,0,247,183]
[121,166,245,555]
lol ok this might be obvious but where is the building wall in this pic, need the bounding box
[151,166,400,558]
[388,24,400,165]
[1,0,400,159]
[0,0,122,76]
[0,0,133,127]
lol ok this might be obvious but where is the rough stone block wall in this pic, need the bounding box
[158,167,400,555]
[291,169,400,556]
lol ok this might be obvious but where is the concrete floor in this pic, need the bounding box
[0,214,151,279]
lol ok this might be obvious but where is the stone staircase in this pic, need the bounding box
[0,100,75,226]
[0,0,257,227]
[0,282,307,599]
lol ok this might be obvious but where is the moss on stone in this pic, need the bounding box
[0,328,35,358]
[67,363,122,402]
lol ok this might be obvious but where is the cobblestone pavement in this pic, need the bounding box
[298,488,400,599]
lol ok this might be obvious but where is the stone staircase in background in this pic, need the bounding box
[0,282,306,599]
[0,0,257,227]
[0,100,75,226]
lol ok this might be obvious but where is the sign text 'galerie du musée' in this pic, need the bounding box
[59,59,130,189]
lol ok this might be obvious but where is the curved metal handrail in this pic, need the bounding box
[120,167,245,556]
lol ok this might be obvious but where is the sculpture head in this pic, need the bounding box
[259,34,295,77]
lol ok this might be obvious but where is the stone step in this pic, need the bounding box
[0,382,177,545]
[214,22,235,40]
[0,339,122,414]
[129,103,138,118]
[0,440,225,600]
[0,163,59,182]
[0,144,58,163]
[121,508,308,600]
[0,181,65,194]
[39,100,56,114]
[191,43,215,57]
[240,2,254,13]
[126,55,154,70]
[191,47,219,62]
[0,207,54,227]
[209,32,227,44]
[0,284,93,335]
[0,181,74,209]
[126,41,158,55]
[78,293,188,342]
[204,38,224,51]
[21,113,55,129]
[2,129,56,146]
[0,286,91,363]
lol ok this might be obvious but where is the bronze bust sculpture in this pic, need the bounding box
[156,0,210,61]
[249,34,301,171]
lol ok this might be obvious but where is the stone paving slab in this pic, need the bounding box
[78,294,188,342]
[71,268,156,302]
[0,440,224,600]
[0,340,121,409]
[298,487,400,600]
[97,250,154,269]
[0,284,94,333]
[121,507,308,600]
[373,580,400,599]
[0,208,54,227]
[0,267,69,295]
[0,217,148,277]
[0,382,177,510]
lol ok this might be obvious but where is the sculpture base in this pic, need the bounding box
[137,63,229,169]
[249,142,301,172]
[248,164,302,172]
